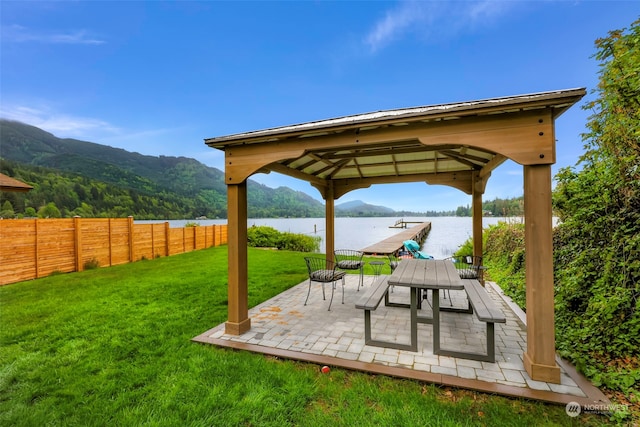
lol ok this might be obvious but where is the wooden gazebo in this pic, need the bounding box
[205,88,586,384]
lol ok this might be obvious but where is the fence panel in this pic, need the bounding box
[80,218,112,268]
[152,223,168,258]
[184,227,195,252]
[133,223,154,261]
[195,226,206,250]
[110,218,132,266]
[168,228,183,256]
[37,219,76,278]
[0,219,37,284]
[0,219,228,286]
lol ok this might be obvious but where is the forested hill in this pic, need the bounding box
[0,119,326,219]
[0,120,523,219]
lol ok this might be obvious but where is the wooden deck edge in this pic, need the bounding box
[192,328,607,407]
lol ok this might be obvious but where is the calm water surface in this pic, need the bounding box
[138,217,517,259]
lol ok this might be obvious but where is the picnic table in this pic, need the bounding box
[387,259,464,352]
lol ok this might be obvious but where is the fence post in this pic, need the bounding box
[35,218,40,278]
[74,216,82,272]
[193,225,197,251]
[108,218,113,266]
[150,223,155,258]
[128,216,134,262]
[164,222,170,256]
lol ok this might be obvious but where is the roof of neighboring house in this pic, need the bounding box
[0,173,34,192]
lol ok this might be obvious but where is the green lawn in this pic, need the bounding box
[0,247,607,426]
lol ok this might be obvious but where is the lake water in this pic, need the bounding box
[137,217,519,259]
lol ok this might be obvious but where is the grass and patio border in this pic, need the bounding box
[0,246,616,425]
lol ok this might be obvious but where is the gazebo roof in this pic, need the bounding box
[206,88,584,146]
[205,88,585,196]
[0,173,33,193]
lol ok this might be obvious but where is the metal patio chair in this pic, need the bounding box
[387,252,400,293]
[446,255,484,281]
[334,249,365,291]
[432,255,484,305]
[387,252,400,273]
[304,257,346,311]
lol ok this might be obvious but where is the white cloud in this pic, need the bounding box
[0,103,118,137]
[364,1,429,53]
[2,24,106,45]
[466,0,512,24]
[364,0,516,54]
[0,101,208,161]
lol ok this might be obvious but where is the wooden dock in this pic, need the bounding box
[361,222,431,255]
[389,218,424,229]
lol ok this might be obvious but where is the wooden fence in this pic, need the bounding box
[0,217,228,286]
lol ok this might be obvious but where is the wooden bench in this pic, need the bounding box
[355,275,415,351]
[437,279,506,362]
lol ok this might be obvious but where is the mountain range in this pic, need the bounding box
[0,119,418,219]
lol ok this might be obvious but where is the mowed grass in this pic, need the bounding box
[1,247,606,426]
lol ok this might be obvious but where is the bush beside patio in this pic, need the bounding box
[476,221,638,423]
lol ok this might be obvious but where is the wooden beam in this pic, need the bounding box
[266,163,326,187]
[225,145,305,183]
[223,109,554,183]
[418,110,555,166]
[329,171,474,198]
[479,154,507,179]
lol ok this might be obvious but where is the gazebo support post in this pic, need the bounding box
[472,173,484,282]
[523,164,560,383]
[225,181,251,335]
[325,183,335,261]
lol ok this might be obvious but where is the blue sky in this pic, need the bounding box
[1,1,637,212]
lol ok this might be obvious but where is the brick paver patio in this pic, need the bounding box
[194,275,608,406]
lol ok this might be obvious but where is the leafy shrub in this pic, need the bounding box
[247,225,280,248]
[277,232,321,252]
[454,20,640,417]
[481,222,527,309]
[247,226,320,252]
[453,238,474,257]
[83,258,100,270]
[552,19,640,398]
